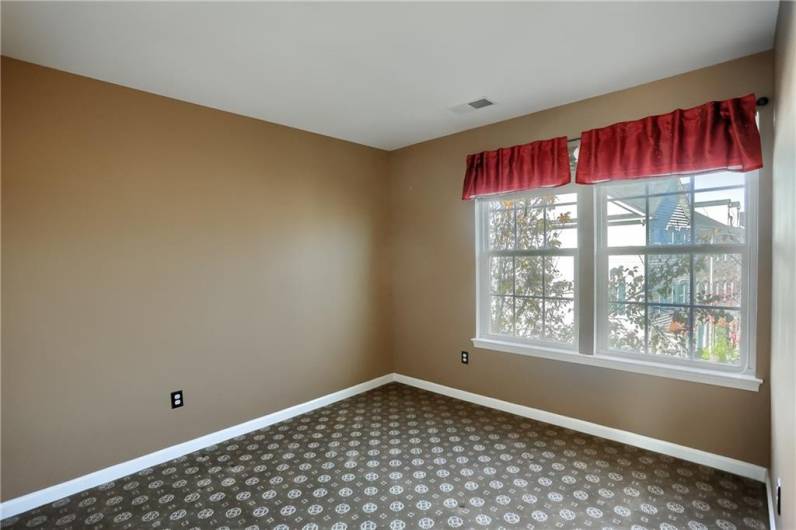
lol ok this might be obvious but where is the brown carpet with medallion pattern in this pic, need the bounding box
[1,383,769,530]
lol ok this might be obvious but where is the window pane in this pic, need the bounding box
[546,204,577,249]
[694,188,745,244]
[490,295,513,335]
[608,255,645,303]
[694,171,745,190]
[520,195,548,209]
[695,254,742,307]
[515,297,543,339]
[647,254,690,304]
[488,200,515,250]
[694,308,741,366]
[648,305,690,358]
[490,256,513,295]
[545,256,575,298]
[648,193,692,245]
[595,170,752,367]
[481,189,580,348]
[608,302,645,352]
[545,299,575,344]
[607,199,646,247]
[515,257,543,297]
[515,206,545,249]
[603,180,647,199]
[547,193,578,205]
[647,176,690,195]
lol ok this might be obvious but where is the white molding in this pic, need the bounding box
[472,337,763,391]
[0,374,395,519]
[474,185,583,355]
[766,470,778,530]
[2,371,769,521]
[393,373,767,482]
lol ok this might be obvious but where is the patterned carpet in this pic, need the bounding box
[1,382,769,530]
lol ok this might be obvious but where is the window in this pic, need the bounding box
[473,170,760,391]
[596,172,755,373]
[475,188,579,350]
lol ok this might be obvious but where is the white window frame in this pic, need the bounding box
[594,172,759,375]
[474,185,581,355]
[472,172,762,392]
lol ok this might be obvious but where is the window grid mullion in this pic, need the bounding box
[607,184,745,204]
[488,248,578,257]
[542,256,547,339]
[513,207,518,253]
[542,207,548,339]
[688,177,696,361]
[604,244,745,255]
[543,205,548,248]
[644,192,650,355]
[512,256,517,336]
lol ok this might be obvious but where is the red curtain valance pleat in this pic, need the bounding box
[462,137,571,200]
[575,94,763,184]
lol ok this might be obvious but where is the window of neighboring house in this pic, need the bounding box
[473,164,760,390]
[475,187,579,350]
[595,171,756,373]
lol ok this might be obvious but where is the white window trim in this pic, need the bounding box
[470,337,762,391]
[472,173,763,392]
[474,185,581,353]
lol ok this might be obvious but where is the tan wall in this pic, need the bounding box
[1,49,782,501]
[0,57,392,500]
[387,51,775,466]
[771,1,796,526]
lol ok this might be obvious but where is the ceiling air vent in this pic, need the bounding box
[468,98,494,109]
[448,98,496,115]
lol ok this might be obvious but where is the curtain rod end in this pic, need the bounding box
[756,96,769,107]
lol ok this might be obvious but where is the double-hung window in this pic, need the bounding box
[475,187,579,351]
[595,171,757,374]
[473,168,760,390]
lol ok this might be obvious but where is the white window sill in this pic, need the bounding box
[471,338,762,392]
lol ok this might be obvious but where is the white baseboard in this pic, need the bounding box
[2,371,769,521]
[393,373,768,483]
[0,374,394,519]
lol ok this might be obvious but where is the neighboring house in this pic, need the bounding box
[607,178,743,362]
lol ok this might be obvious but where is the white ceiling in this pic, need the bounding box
[1,2,779,150]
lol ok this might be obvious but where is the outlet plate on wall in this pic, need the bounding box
[171,390,184,409]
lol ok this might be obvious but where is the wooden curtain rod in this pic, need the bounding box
[566,96,770,144]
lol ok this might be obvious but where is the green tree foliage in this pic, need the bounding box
[488,195,575,344]
[607,256,740,363]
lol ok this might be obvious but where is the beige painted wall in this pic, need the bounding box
[771,1,796,527]
[1,49,782,501]
[387,51,775,466]
[1,57,392,500]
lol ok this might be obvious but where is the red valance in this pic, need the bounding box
[462,137,571,200]
[575,94,763,184]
